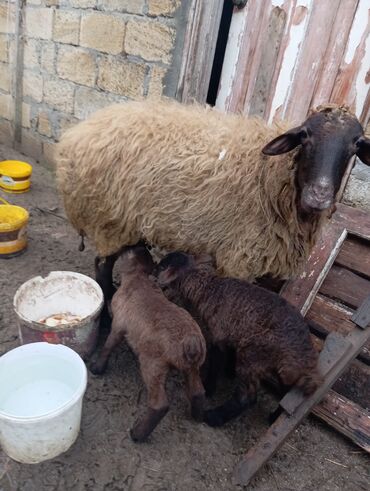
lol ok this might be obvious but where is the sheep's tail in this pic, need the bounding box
[182,334,205,366]
[295,367,323,396]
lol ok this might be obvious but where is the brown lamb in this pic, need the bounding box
[90,246,206,442]
[155,252,322,427]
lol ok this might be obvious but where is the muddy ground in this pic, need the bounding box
[0,145,369,491]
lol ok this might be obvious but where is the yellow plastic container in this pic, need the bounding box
[0,160,32,194]
[0,198,29,257]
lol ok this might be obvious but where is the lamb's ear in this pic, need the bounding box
[356,136,370,165]
[262,126,305,156]
[156,266,178,286]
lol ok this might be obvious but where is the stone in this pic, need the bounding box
[125,20,175,63]
[80,13,125,55]
[25,7,53,40]
[70,0,96,7]
[21,129,43,161]
[0,119,13,144]
[98,0,144,14]
[148,65,166,97]
[57,46,95,86]
[0,3,15,34]
[0,34,8,62]
[53,10,80,45]
[97,57,146,98]
[22,103,31,128]
[147,0,181,17]
[23,70,43,103]
[0,62,10,92]
[38,111,53,137]
[43,78,74,112]
[74,86,116,119]
[42,141,57,170]
[23,39,39,68]
[40,42,55,73]
[343,160,370,213]
[0,93,12,119]
[57,113,79,137]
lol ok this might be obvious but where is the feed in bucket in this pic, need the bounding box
[0,342,87,464]
[13,271,104,358]
[0,160,32,193]
[0,197,29,258]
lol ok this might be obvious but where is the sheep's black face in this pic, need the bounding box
[262,108,370,214]
[155,252,194,286]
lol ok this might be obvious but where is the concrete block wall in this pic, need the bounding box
[0,0,183,167]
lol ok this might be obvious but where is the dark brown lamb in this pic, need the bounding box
[90,246,206,442]
[155,252,322,427]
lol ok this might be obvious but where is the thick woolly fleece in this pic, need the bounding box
[56,98,324,280]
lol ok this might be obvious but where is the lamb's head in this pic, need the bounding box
[155,252,215,287]
[262,105,370,214]
[119,245,154,275]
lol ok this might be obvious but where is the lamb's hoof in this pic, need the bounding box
[130,426,147,443]
[204,409,225,427]
[89,361,106,376]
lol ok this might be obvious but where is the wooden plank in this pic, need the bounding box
[332,203,370,238]
[280,228,346,315]
[284,0,341,122]
[234,322,370,485]
[320,265,370,310]
[176,0,224,104]
[335,235,370,279]
[248,6,286,118]
[330,0,370,117]
[352,294,370,329]
[306,294,370,363]
[312,392,370,453]
[310,0,359,108]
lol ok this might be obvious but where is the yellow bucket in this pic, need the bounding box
[0,197,29,257]
[0,160,32,193]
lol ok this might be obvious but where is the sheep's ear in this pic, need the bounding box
[262,126,305,156]
[356,136,370,165]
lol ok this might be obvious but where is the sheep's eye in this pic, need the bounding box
[300,129,309,140]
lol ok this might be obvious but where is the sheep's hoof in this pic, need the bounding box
[191,394,205,422]
[203,409,225,427]
[89,361,106,375]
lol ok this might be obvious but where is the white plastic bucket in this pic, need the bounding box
[0,342,87,464]
[13,271,104,359]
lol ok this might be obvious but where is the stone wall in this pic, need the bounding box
[0,0,184,167]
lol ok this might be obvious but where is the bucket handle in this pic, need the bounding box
[0,197,10,206]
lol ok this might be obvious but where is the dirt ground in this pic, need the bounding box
[0,145,369,491]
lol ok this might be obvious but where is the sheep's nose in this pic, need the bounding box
[312,179,332,200]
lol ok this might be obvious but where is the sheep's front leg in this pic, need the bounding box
[130,360,169,442]
[204,351,258,427]
[90,320,125,375]
[185,367,205,421]
[95,253,119,302]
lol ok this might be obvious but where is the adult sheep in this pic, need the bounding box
[56,99,370,294]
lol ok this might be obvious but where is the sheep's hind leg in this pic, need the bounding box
[130,360,169,442]
[185,367,206,421]
[95,253,119,302]
[204,352,258,427]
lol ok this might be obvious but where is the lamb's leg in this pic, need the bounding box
[185,367,206,421]
[202,344,224,397]
[204,351,258,427]
[89,319,125,375]
[130,360,169,442]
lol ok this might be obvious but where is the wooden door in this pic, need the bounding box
[216,0,370,125]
